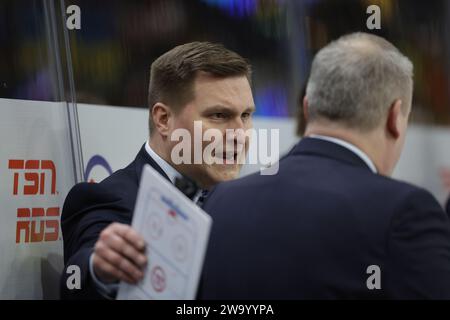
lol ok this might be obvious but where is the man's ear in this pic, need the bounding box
[303,96,309,123]
[151,102,172,137]
[386,99,403,139]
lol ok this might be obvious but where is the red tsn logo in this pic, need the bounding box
[8,159,60,244]
[16,207,60,243]
[8,159,56,195]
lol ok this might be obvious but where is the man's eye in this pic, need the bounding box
[241,112,251,120]
[211,113,227,120]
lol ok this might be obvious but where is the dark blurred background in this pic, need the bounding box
[1,0,450,124]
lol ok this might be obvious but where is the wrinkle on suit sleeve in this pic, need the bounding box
[385,188,450,299]
[59,183,132,299]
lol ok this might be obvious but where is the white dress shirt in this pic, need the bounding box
[145,141,205,202]
[309,134,378,174]
[145,141,181,183]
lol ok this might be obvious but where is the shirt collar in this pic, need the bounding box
[308,135,378,174]
[145,141,182,184]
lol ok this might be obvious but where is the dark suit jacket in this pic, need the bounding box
[447,197,450,216]
[60,144,170,299]
[200,138,450,299]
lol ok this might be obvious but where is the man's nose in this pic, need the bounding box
[228,117,246,131]
[225,127,247,147]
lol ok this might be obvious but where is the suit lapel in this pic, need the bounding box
[134,144,171,184]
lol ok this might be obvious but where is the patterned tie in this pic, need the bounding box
[196,189,209,206]
[174,175,199,200]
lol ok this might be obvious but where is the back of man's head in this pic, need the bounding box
[306,32,414,132]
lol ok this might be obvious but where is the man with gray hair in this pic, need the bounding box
[199,33,450,299]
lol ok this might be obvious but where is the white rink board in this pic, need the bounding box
[0,98,76,299]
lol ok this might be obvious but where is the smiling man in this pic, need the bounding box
[60,42,254,299]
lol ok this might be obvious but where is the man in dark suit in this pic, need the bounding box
[60,42,255,299]
[200,33,450,299]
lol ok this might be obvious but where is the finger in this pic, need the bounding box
[102,231,147,268]
[93,253,137,284]
[111,223,146,251]
[95,243,144,282]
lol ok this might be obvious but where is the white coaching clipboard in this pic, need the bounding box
[117,164,212,300]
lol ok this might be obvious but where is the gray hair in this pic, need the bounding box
[306,32,414,131]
